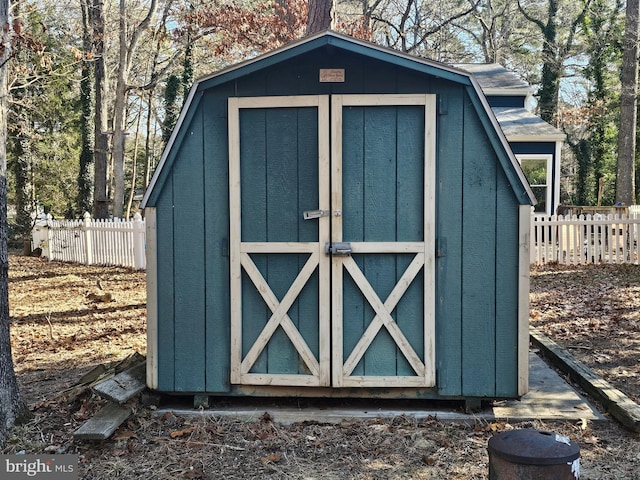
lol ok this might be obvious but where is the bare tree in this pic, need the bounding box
[91,0,110,219]
[616,0,639,205]
[111,0,158,219]
[0,0,28,445]
[370,0,478,58]
[457,0,534,66]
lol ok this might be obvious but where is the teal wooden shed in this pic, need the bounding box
[142,31,534,404]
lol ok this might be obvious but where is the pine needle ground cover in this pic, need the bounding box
[3,256,639,479]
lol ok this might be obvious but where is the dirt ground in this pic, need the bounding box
[3,255,640,479]
[530,263,640,406]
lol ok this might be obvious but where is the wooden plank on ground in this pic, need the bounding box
[77,364,109,385]
[530,327,640,432]
[93,363,146,404]
[73,403,131,441]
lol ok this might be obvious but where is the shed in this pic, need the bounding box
[142,31,535,405]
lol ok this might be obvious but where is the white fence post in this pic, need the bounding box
[83,212,93,265]
[133,213,145,270]
[31,214,49,258]
[45,214,54,260]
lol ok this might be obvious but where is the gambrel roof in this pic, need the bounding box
[143,31,536,208]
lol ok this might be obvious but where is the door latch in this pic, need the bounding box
[303,209,330,220]
[325,242,352,255]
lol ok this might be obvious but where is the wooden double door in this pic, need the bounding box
[228,94,436,389]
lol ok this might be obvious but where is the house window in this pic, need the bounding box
[517,154,552,215]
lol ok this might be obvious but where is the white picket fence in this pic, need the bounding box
[31,212,146,270]
[531,211,640,265]
[29,209,640,269]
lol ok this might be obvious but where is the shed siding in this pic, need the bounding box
[150,44,528,398]
[461,91,497,397]
[495,178,520,397]
[155,179,175,391]
[172,107,206,392]
[229,51,439,98]
[434,88,522,398]
[435,83,465,397]
[203,88,232,392]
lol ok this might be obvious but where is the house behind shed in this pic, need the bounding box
[457,63,565,216]
[142,32,535,404]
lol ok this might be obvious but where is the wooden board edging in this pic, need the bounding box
[73,403,131,441]
[94,362,146,404]
[530,327,640,432]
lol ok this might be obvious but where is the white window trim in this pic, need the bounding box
[516,154,553,216]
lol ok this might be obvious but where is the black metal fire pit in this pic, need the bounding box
[488,429,580,479]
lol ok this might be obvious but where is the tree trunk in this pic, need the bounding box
[537,0,560,125]
[306,0,334,34]
[518,0,591,127]
[616,0,640,205]
[10,132,32,241]
[112,0,128,219]
[0,0,28,446]
[112,0,158,218]
[144,90,154,188]
[77,0,95,217]
[92,0,110,219]
[161,74,180,144]
[144,0,174,188]
[567,136,591,205]
[125,103,143,219]
[7,0,32,239]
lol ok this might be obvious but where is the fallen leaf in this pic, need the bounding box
[437,437,453,447]
[582,435,599,445]
[170,426,196,438]
[421,455,436,466]
[113,430,137,441]
[261,452,282,464]
[487,422,505,432]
